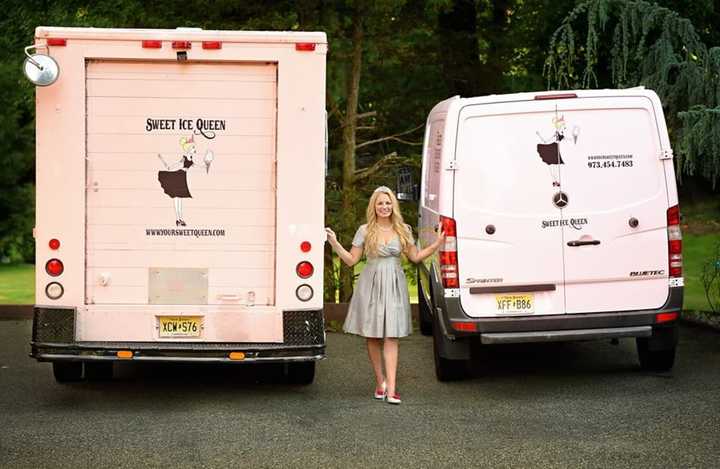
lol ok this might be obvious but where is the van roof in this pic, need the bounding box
[429,88,659,116]
[35,26,327,44]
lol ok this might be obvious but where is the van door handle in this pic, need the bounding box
[567,240,601,247]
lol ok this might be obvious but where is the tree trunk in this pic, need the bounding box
[339,5,364,302]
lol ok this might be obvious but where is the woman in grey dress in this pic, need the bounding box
[326,186,444,404]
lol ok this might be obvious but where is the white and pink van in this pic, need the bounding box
[28,27,327,383]
[417,89,683,380]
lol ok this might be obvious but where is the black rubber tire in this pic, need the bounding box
[637,338,676,372]
[53,361,84,383]
[418,277,433,337]
[286,361,316,385]
[85,362,114,381]
[432,317,468,382]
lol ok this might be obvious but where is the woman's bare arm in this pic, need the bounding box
[404,228,445,264]
[326,228,363,267]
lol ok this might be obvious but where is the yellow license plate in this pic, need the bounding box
[495,294,534,313]
[158,316,202,338]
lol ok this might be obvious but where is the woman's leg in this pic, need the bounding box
[383,338,399,396]
[173,198,181,220]
[366,338,385,388]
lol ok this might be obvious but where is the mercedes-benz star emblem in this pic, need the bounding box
[553,191,569,208]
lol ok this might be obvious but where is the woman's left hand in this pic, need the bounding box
[433,227,446,250]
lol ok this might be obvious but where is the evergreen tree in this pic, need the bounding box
[544,0,720,188]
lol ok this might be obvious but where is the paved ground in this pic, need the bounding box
[0,320,718,468]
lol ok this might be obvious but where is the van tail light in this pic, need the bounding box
[439,216,459,288]
[667,205,682,278]
[656,312,679,324]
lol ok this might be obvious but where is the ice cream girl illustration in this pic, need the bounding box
[157,135,213,226]
[536,114,580,187]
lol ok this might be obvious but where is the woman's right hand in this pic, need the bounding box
[325,227,337,245]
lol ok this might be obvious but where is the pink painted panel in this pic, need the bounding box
[88,97,275,118]
[76,307,283,343]
[87,134,274,154]
[87,79,275,99]
[85,60,277,306]
[87,155,273,173]
[87,188,274,208]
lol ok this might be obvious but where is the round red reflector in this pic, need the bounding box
[49,239,61,250]
[46,259,64,277]
[296,261,314,279]
[300,241,312,253]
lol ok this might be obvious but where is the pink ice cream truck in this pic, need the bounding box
[26,27,327,383]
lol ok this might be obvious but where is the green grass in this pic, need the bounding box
[0,263,34,304]
[683,233,719,312]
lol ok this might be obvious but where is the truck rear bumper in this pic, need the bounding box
[31,307,326,364]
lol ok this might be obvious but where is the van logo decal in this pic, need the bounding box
[466,278,503,284]
[630,270,665,277]
[535,108,581,187]
[552,191,569,208]
[541,217,588,229]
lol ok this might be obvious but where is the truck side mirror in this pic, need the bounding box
[23,45,59,87]
[396,167,417,202]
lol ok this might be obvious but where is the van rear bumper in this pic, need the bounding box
[30,307,326,363]
[438,286,682,343]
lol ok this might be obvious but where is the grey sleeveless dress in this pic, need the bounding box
[343,225,413,338]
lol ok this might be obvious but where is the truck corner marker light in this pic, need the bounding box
[117,351,133,359]
[229,352,246,361]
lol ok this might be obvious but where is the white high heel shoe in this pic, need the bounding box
[373,381,387,400]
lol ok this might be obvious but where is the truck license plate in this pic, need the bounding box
[495,294,534,314]
[159,316,202,338]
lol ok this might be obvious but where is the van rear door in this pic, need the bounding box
[558,96,669,314]
[453,101,566,318]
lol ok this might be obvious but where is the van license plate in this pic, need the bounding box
[495,294,534,314]
[159,316,202,338]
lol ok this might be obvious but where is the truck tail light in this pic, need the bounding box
[296,261,314,279]
[300,241,312,253]
[47,38,67,46]
[667,205,682,278]
[46,259,64,277]
[439,216,459,288]
[172,41,192,49]
[49,238,60,250]
[142,40,162,49]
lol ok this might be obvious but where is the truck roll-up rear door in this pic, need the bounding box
[85,61,278,306]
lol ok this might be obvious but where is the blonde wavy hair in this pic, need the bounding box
[364,187,413,257]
